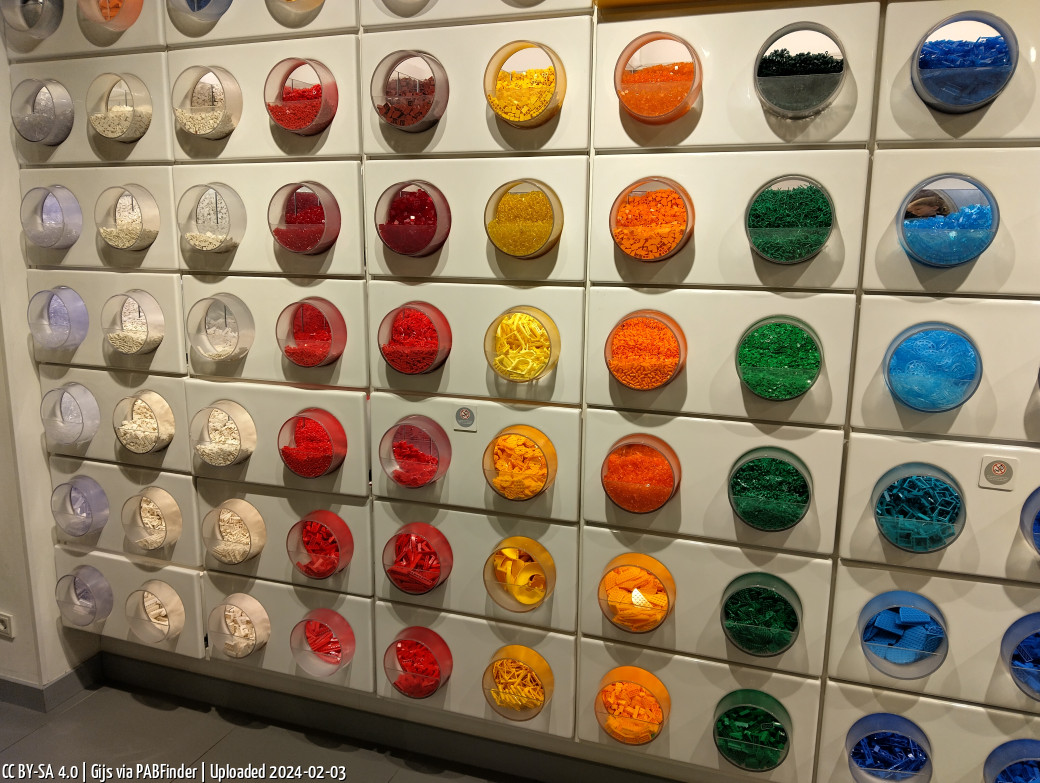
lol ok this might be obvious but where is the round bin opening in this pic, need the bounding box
[371,51,448,133]
[80,0,144,30]
[6,0,45,27]
[728,447,813,532]
[286,510,353,579]
[51,476,109,537]
[28,287,89,351]
[883,322,981,413]
[95,185,159,251]
[268,182,340,255]
[898,175,998,268]
[125,581,185,644]
[610,177,693,262]
[208,594,271,659]
[714,690,793,771]
[383,627,453,699]
[121,487,181,550]
[483,425,558,501]
[721,573,802,657]
[483,646,554,721]
[377,302,452,375]
[872,464,966,553]
[484,306,561,383]
[21,186,83,250]
[912,13,1017,114]
[382,522,453,595]
[755,25,846,119]
[202,499,266,565]
[375,180,451,257]
[87,73,151,141]
[1,0,62,38]
[102,290,164,355]
[172,66,241,139]
[597,553,675,633]
[179,183,246,253]
[290,608,356,677]
[858,590,949,679]
[595,666,670,745]
[11,79,74,145]
[186,294,255,362]
[1020,487,1040,559]
[985,740,1040,783]
[265,0,326,22]
[264,58,338,135]
[614,33,701,124]
[484,41,566,128]
[379,415,451,489]
[277,408,347,479]
[55,565,113,627]
[604,310,687,391]
[276,297,346,368]
[736,316,822,401]
[41,383,100,446]
[484,179,563,259]
[169,0,234,21]
[746,175,834,265]
[190,401,256,467]
[483,537,556,612]
[846,714,932,783]
[601,434,681,514]
[1001,614,1040,702]
[113,391,176,455]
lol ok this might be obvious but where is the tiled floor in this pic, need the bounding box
[0,686,528,783]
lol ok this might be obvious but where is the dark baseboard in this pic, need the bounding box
[101,653,670,783]
[0,655,103,712]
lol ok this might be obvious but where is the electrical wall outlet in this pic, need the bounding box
[0,612,14,640]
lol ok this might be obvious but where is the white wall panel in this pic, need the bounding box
[579,527,833,676]
[365,157,588,283]
[196,480,373,598]
[593,3,878,150]
[583,409,843,556]
[204,572,374,692]
[167,37,360,161]
[11,52,173,165]
[372,500,579,631]
[182,275,367,388]
[165,1,357,46]
[589,150,867,290]
[361,17,591,155]
[586,287,855,426]
[54,546,204,659]
[368,281,585,406]
[20,165,178,271]
[374,601,577,739]
[184,379,369,498]
[39,364,191,472]
[875,0,1040,143]
[575,639,820,783]
[864,149,1040,296]
[50,456,201,567]
[829,564,1040,713]
[841,433,1040,582]
[852,295,1040,442]
[28,269,186,375]
[369,392,582,522]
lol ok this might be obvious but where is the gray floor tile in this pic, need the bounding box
[0,702,48,753]
[196,722,398,783]
[46,687,97,716]
[0,687,233,766]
